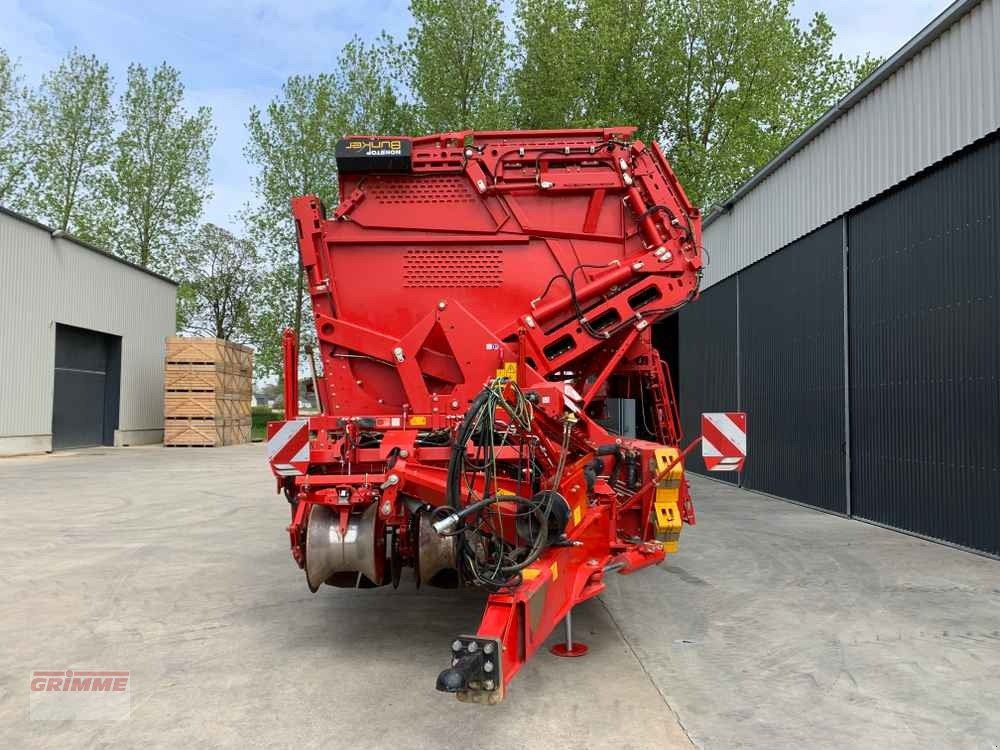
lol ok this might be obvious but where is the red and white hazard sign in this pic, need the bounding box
[267,419,310,476]
[701,412,747,472]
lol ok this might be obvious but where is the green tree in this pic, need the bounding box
[406,0,512,131]
[339,35,418,135]
[86,63,214,273]
[27,50,113,231]
[247,263,306,379]
[513,0,678,140]
[511,0,586,130]
[177,223,261,340]
[661,0,878,207]
[513,0,878,209]
[244,72,340,377]
[0,49,33,208]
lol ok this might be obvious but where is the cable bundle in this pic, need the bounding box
[439,379,572,591]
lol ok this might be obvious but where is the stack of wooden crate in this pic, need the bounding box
[163,337,253,447]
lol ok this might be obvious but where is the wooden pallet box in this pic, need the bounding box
[164,418,226,447]
[164,392,251,420]
[163,337,254,447]
[166,336,253,373]
[164,364,252,397]
[224,418,251,446]
[164,417,251,447]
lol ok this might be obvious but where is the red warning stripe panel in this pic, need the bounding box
[701,412,746,472]
[268,419,310,476]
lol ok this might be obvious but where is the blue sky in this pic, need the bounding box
[0,0,946,232]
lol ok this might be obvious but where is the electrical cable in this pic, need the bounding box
[443,379,573,591]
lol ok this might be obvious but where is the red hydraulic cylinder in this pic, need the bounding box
[282,328,299,420]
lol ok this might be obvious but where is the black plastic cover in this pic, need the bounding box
[335,137,412,173]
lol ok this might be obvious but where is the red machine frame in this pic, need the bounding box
[268,127,704,703]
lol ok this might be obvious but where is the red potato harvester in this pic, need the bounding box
[266,127,745,704]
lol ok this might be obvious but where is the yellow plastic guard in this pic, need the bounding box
[652,448,683,553]
[495,362,517,383]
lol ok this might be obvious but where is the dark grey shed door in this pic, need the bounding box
[738,220,847,514]
[52,324,120,450]
[677,276,740,483]
[848,136,1000,556]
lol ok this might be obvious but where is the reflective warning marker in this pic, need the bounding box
[701,412,747,472]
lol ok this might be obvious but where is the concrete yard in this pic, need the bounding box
[1,444,997,749]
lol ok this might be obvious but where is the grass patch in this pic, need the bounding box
[251,408,284,442]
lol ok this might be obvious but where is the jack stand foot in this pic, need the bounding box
[550,609,588,657]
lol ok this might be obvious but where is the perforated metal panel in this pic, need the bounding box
[402,249,504,288]
[370,175,476,204]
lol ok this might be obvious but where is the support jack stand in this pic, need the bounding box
[550,609,588,657]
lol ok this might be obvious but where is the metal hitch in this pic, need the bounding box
[436,635,503,705]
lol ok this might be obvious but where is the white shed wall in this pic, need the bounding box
[0,209,177,454]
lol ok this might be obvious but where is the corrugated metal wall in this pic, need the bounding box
[677,277,739,482]
[849,136,1000,555]
[0,210,177,448]
[739,221,846,513]
[702,0,1000,289]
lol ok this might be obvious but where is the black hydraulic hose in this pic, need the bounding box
[446,388,493,508]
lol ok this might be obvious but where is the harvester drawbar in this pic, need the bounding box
[267,127,741,703]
